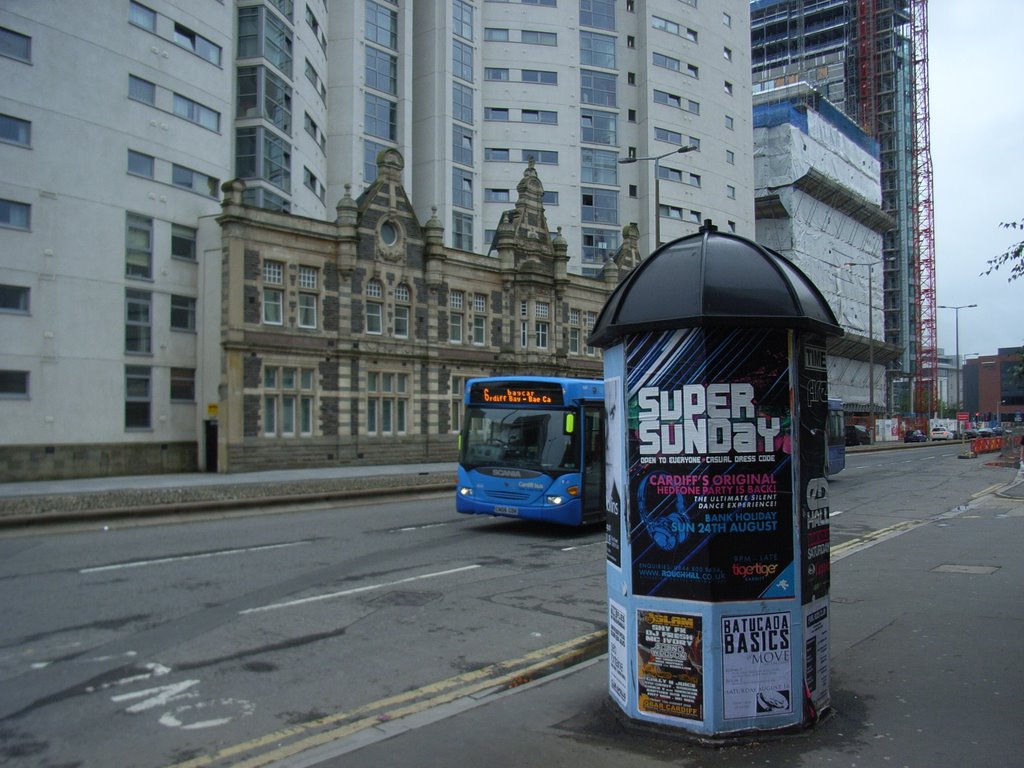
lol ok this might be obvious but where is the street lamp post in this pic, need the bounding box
[937,303,977,412]
[845,260,878,442]
[618,145,698,247]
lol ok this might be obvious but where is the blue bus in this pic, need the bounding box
[456,376,605,526]
[826,398,846,476]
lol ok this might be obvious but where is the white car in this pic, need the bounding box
[930,427,953,441]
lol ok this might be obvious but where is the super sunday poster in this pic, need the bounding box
[625,327,794,602]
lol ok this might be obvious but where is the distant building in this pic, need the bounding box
[934,349,959,413]
[963,348,1024,425]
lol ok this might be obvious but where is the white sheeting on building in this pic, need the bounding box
[755,100,887,414]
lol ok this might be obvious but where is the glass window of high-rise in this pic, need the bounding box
[366,1,397,49]
[581,148,617,185]
[237,66,292,132]
[581,188,617,224]
[453,125,473,166]
[453,169,473,208]
[453,0,473,40]
[453,212,473,251]
[581,71,616,106]
[453,82,473,124]
[581,110,616,145]
[236,126,291,192]
[365,94,397,141]
[453,39,473,82]
[580,1,615,30]
[365,47,397,94]
[238,7,292,77]
[580,31,615,68]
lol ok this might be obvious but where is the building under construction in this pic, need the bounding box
[750,0,937,416]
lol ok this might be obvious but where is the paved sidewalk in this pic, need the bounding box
[0,462,457,526]
[0,462,457,497]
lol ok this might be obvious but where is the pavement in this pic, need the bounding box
[0,462,458,527]
[2,448,1023,767]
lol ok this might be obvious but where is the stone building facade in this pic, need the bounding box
[214,150,632,472]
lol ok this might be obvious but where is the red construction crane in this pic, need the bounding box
[911,0,938,416]
[856,0,878,138]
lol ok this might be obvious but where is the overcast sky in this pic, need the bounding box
[930,1,1023,359]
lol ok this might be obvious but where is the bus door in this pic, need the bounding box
[581,404,605,522]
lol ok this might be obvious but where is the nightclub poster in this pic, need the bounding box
[625,327,794,602]
[804,598,830,714]
[721,611,793,720]
[605,377,623,568]
[798,337,831,603]
[637,610,703,720]
[608,599,629,708]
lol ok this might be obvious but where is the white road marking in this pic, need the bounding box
[81,651,139,663]
[111,680,201,713]
[79,541,312,574]
[160,711,233,730]
[396,522,450,532]
[97,663,171,690]
[238,565,482,615]
[561,542,604,551]
[159,698,255,730]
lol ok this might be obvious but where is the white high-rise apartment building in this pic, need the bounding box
[0,0,752,477]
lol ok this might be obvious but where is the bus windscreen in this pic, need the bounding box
[460,407,580,472]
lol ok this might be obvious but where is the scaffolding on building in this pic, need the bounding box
[751,0,937,416]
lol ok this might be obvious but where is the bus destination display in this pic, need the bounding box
[468,381,565,406]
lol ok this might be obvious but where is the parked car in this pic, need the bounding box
[976,427,995,438]
[845,424,872,446]
[930,427,953,441]
[962,428,979,439]
[904,429,927,443]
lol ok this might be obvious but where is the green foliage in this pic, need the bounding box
[981,219,1024,282]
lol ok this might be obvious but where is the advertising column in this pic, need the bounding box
[605,325,808,735]
[595,225,841,738]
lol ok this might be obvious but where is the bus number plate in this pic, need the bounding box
[494,505,519,516]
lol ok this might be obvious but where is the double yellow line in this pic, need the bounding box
[830,518,928,561]
[166,630,607,768]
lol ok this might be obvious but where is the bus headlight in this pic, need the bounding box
[458,486,474,497]
[546,486,579,506]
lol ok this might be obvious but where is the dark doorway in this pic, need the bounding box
[204,420,218,472]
